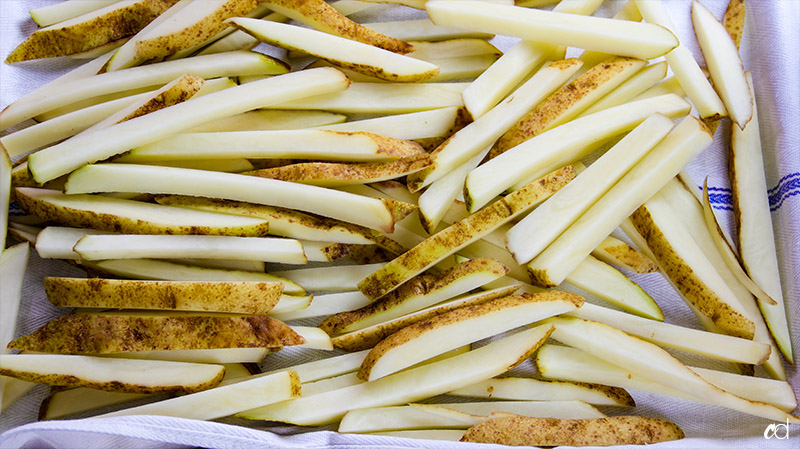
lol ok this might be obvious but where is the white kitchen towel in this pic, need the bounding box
[1,0,798,448]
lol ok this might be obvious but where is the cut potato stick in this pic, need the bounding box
[340,400,605,433]
[591,235,658,274]
[271,263,386,292]
[29,0,122,27]
[567,303,770,365]
[526,116,712,288]
[236,324,553,425]
[231,18,437,82]
[366,430,465,441]
[0,354,224,395]
[635,75,686,100]
[261,0,411,53]
[702,181,776,307]
[631,191,755,340]
[88,259,304,295]
[320,258,509,335]
[730,73,792,362]
[634,0,726,119]
[491,56,647,159]
[291,326,333,350]
[314,54,498,83]
[2,377,37,412]
[257,350,368,384]
[104,348,276,364]
[270,82,467,114]
[359,166,574,300]
[724,0,746,50]
[268,295,314,316]
[73,234,307,264]
[187,110,346,133]
[127,158,254,173]
[428,1,677,59]
[15,188,270,237]
[464,94,690,212]
[1,51,288,130]
[270,292,371,321]
[692,0,752,129]
[5,0,179,63]
[358,292,582,381]
[363,18,493,41]
[507,113,675,265]
[8,314,304,354]
[1,78,236,158]
[96,370,300,420]
[548,317,800,423]
[299,241,351,262]
[0,150,10,249]
[407,58,583,191]
[0,244,29,359]
[332,286,519,352]
[317,108,460,141]
[244,155,430,187]
[172,258,264,273]
[44,278,284,315]
[461,414,684,446]
[119,130,423,163]
[154,196,392,247]
[65,164,413,233]
[579,61,668,117]
[449,377,634,407]
[28,68,348,183]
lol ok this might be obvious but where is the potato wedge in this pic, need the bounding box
[358,292,582,381]
[461,414,684,446]
[7,314,304,353]
[44,278,284,315]
[0,354,224,395]
[724,0,746,49]
[591,235,658,274]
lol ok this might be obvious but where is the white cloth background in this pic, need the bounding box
[0,0,798,448]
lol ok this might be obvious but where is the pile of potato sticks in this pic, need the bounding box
[0,0,796,446]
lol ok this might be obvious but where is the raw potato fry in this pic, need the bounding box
[120,130,424,162]
[236,324,553,425]
[692,0,752,129]
[73,234,308,264]
[507,114,675,265]
[332,287,519,352]
[291,326,333,350]
[65,164,413,234]
[14,188,270,237]
[427,1,678,59]
[96,371,301,420]
[358,292,582,381]
[407,58,583,191]
[271,263,386,292]
[243,155,430,187]
[318,108,460,141]
[87,259,304,295]
[104,348,277,364]
[231,18,438,82]
[270,292,372,322]
[548,317,800,423]
[730,73,792,362]
[450,377,634,407]
[491,56,647,158]
[526,116,713,288]
[310,54,499,83]
[261,0,412,53]
[268,295,313,316]
[724,0,746,50]
[127,0,261,66]
[29,0,122,27]
[0,51,288,131]
[187,110,346,133]
[464,94,691,212]
[7,314,305,354]
[28,68,348,183]
[5,0,180,63]
[0,149,9,249]
[0,354,224,395]
[591,235,658,274]
[631,191,755,340]
[635,0,726,119]
[44,278,284,315]
[363,18,494,42]
[358,166,574,300]
[268,82,468,114]
[461,414,684,446]
[319,258,509,335]
[568,303,769,365]
[579,61,669,117]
